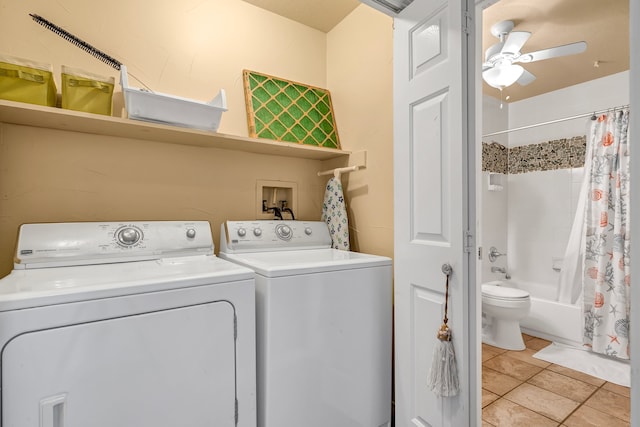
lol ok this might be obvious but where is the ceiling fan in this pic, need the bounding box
[482,20,587,90]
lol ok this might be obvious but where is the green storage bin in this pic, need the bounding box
[61,65,114,116]
[0,54,57,107]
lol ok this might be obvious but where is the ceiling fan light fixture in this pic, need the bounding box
[485,42,504,62]
[483,64,524,89]
[519,54,533,63]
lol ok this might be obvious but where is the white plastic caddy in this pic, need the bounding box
[120,65,227,132]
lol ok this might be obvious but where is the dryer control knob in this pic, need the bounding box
[304,227,313,236]
[275,224,292,240]
[253,228,262,237]
[237,228,247,237]
[186,228,196,238]
[117,227,141,246]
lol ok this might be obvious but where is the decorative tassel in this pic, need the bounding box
[426,266,460,397]
[427,324,460,397]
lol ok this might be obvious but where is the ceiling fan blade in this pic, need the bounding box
[517,69,536,86]
[518,41,587,63]
[501,31,531,54]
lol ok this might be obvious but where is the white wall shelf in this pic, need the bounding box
[0,100,350,161]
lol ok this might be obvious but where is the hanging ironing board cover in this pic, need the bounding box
[321,176,350,250]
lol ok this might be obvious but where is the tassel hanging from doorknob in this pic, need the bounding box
[426,263,460,397]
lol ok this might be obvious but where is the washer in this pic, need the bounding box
[219,220,392,427]
[0,221,256,427]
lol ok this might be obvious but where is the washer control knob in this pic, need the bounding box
[186,228,196,238]
[117,227,141,246]
[237,228,247,237]
[275,224,292,240]
[304,227,313,236]
[253,228,262,237]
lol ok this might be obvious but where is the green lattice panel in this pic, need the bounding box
[243,70,341,149]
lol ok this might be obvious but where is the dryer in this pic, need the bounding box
[0,221,256,427]
[219,220,392,427]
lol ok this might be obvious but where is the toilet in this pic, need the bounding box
[482,282,531,350]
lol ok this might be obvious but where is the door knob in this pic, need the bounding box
[441,263,453,276]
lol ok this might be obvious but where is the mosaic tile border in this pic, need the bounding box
[482,142,508,174]
[482,136,586,175]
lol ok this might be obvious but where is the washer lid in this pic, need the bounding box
[0,255,254,312]
[482,284,529,299]
[220,248,392,277]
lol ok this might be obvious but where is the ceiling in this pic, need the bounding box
[241,0,361,32]
[242,0,629,102]
[482,0,628,102]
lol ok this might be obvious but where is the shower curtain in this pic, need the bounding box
[582,109,631,360]
[557,141,591,305]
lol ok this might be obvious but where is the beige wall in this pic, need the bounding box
[327,6,394,258]
[0,123,327,274]
[0,0,327,136]
[0,0,394,276]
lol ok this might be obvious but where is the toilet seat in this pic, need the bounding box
[482,284,529,300]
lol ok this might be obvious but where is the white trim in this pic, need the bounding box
[464,0,481,425]
[629,0,639,421]
[358,0,401,17]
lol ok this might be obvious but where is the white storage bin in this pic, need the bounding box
[120,65,227,132]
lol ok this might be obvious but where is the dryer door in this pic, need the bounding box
[3,301,237,427]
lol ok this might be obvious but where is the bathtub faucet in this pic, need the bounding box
[488,246,506,262]
[491,266,511,279]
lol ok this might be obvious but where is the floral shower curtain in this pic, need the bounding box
[583,108,631,360]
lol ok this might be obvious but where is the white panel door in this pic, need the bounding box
[3,301,237,427]
[393,0,475,426]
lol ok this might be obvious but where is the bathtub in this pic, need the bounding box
[484,280,583,347]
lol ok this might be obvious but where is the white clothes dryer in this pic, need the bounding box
[219,220,392,427]
[0,221,256,427]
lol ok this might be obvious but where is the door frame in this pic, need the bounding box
[629,0,639,421]
[360,0,638,422]
[475,0,639,424]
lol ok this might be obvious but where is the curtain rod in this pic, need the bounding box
[482,104,629,138]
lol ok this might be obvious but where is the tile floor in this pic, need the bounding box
[482,334,631,426]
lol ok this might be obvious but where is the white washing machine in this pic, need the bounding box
[219,220,392,427]
[0,221,256,427]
